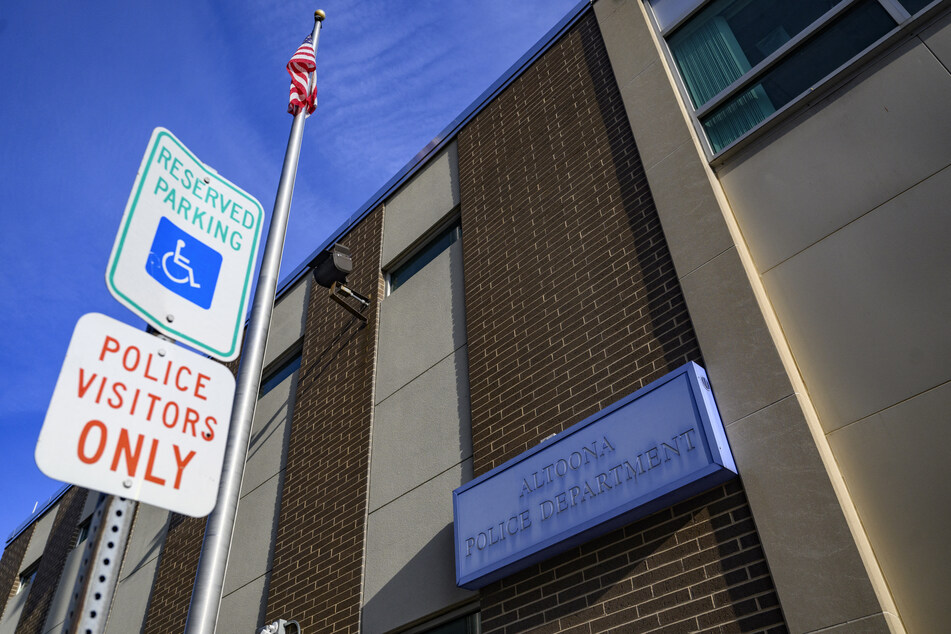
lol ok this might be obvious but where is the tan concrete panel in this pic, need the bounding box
[41,544,83,633]
[811,612,893,634]
[222,471,281,595]
[362,460,475,634]
[376,239,466,404]
[921,9,951,70]
[263,278,309,368]
[645,140,734,277]
[0,589,27,634]
[118,503,169,582]
[762,165,951,431]
[619,63,692,172]
[718,40,951,272]
[726,396,880,633]
[381,143,459,268]
[828,381,951,634]
[241,369,298,496]
[679,248,792,425]
[594,0,658,91]
[218,574,268,634]
[103,558,160,634]
[20,510,56,572]
[369,348,472,512]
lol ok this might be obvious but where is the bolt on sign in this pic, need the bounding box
[106,127,264,361]
[35,313,236,517]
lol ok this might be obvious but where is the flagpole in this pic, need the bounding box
[184,11,325,633]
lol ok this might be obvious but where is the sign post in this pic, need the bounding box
[106,127,264,361]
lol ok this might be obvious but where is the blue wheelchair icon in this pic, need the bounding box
[146,217,222,309]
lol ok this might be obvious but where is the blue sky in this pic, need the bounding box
[0,0,580,546]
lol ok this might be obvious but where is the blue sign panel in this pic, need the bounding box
[452,362,736,590]
[145,217,222,309]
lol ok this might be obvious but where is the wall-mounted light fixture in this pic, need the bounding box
[311,243,370,324]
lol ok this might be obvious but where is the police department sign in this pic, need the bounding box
[106,128,263,361]
[452,363,737,589]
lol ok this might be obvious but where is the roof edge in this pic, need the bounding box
[6,483,72,545]
[274,0,593,297]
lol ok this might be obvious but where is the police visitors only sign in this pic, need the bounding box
[35,313,236,517]
[106,128,264,361]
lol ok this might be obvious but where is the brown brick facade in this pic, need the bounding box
[14,487,87,634]
[458,13,785,633]
[0,525,36,620]
[142,513,207,634]
[264,207,384,632]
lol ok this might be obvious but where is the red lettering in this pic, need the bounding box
[144,439,165,486]
[77,420,107,464]
[202,416,216,442]
[107,382,126,409]
[145,393,161,421]
[78,369,97,398]
[110,429,143,476]
[194,373,209,400]
[183,408,200,437]
[94,376,107,404]
[162,401,179,429]
[175,366,191,392]
[172,445,196,489]
[122,345,140,371]
[143,354,159,381]
[129,388,141,416]
[99,336,120,361]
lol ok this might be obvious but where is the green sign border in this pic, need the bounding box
[106,128,264,360]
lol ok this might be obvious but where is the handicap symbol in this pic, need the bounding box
[146,217,222,310]
[162,239,201,288]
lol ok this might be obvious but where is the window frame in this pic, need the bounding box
[17,560,40,595]
[384,213,462,296]
[646,0,944,162]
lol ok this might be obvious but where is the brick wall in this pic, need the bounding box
[142,513,206,633]
[0,525,36,620]
[264,207,384,633]
[14,487,87,634]
[457,12,786,633]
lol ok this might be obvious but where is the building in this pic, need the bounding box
[3,0,949,631]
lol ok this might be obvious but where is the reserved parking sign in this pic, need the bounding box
[106,128,264,361]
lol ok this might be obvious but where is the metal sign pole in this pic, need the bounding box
[62,495,136,634]
[184,11,325,633]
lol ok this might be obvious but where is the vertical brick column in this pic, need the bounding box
[0,526,36,620]
[142,513,206,634]
[457,13,785,633]
[264,207,384,633]
[14,487,87,634]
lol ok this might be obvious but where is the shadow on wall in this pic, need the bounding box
[296,316,365,390]
[361,523,472,634]
[579,19,704,377]
[449,242,473,464]
[479,482,785,632]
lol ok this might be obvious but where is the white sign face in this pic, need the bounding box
[35,313,236,517]
[106,127,264,361]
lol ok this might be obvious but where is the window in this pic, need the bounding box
[649,0,937,155]
[17,561,40,595]
[260,349,302,397]
[403,611,480,634]
[76,516,92,546]
[388,220,461,293]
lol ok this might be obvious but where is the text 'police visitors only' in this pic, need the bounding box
[35,313,235,517]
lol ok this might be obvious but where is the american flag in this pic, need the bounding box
[287,35,317,116]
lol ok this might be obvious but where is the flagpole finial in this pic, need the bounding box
[315,10,326,22]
